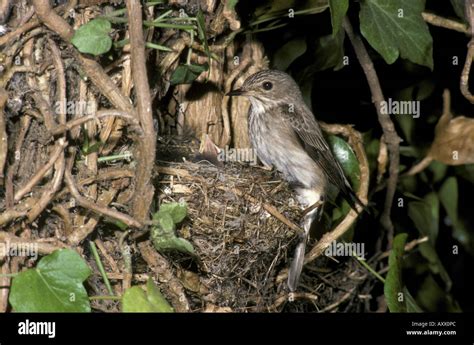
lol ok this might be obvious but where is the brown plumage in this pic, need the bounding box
[227,70,363,291]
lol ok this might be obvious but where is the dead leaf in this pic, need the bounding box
[428,114,474,165]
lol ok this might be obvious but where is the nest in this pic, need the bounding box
[148,139,368,312]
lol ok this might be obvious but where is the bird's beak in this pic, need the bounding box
[226,88,245,96]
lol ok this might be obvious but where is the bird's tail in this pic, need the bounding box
[287,207,319,292]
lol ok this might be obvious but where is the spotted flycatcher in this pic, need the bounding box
[227,70,364,292]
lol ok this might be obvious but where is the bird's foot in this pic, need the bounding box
[256,163,273,171]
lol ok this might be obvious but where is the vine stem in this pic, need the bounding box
[343,16,400,250]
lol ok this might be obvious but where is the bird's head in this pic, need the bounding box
[226,70,303,110]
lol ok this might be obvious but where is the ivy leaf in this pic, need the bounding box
[9,249,91,312]
[408,194,452,290]
[151,203,194,255]
[359,0,433,69]
[327,135,361,191]
[170,64,208,85]
[329,0,349,35]
[273,38,307,71]
[438,177,472,253]
[157,202,188,224]
[71,18,112,56]
[384,233,408,312]
[196,9,211,65]
[416,274,461,312]
[307,29,345,74]
[404,287,423,312]
[158,212,175,232]
[450,0,466,21]
[408,192,439,244]
[122,278,174,312]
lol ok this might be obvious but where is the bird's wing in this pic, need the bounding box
[278,103,364,210]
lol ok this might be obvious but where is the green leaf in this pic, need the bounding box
[408,192,439,244]
[418,242,452,291]
[154,236,195,255]
[438,177,472,252]
[359,0,433,69]
[122,279,174,312]
[408,193,452,290]
[393,79,435,143]
[416,274,461,312]
[455,164,474,184]
[196,9,211,63]
[312,30,345,72]
[273,38,307,71]
[71,18,113,56]
[428,161,447,184]
[170,64,208,85]
[327,135,361,191]
[450,0,466,21]
[439,177,459,226]
[9,249,91,312]
[404,287,423,312]
[384,233,408,312]
[329,0,349,35]
[226,0,239,10]
[151,202,194,255]
[158,202,188,224]
[364,136,380,175]
[158,212,175,232]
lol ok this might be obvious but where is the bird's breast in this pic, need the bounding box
[248,106,326,191]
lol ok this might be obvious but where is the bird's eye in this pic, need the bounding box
[262,81,273,90]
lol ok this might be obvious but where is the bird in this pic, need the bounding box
[226,69,364,292]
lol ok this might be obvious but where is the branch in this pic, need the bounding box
[65,166,142,230]
[126,0,157,223]
[0,88,8,179]
[460,0,474,103]
[343,16,400,248]
[422,12,470,35]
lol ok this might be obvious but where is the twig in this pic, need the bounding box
[343,16,400,248]
[460,0,474,103]
[378,236,428,261]
[126,0,157,223]
[217,185,303,235]
[422,12,470,35]
[317,288,355,313]
[13,141,68,202]
[0,88,8,178]
[67,187,119,246]
[0,232,66,254]
[64,165,142,229]
[138,241,190,312]
[118,231,133,291]
[271,292,319,310]
[50,110,139,136]
[32,0,135,114]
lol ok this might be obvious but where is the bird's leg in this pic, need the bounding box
[288,188,324,292]
[288,207,319,292]
[301,199,324,218]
